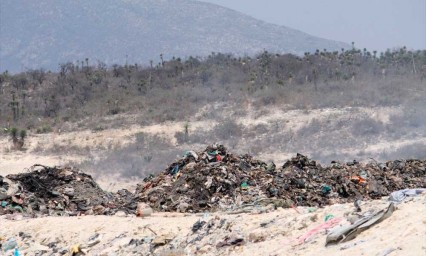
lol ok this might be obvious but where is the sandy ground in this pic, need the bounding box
[1,104,423,193]
[1,195,425,255]
[0,105,409,170]
[0,105,403,154]
[0,105,425,255]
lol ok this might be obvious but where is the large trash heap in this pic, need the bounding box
[134,144,426,212]
[0,165,135,217]
[1,144,425,216]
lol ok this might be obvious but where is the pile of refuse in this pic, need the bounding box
[134,144,275,212]
[1,145,425,216]
[135,144,426,212]
[0,165,136,217]
[267,154,426,207]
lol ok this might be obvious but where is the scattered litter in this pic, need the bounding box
[324,214,334,221]
[216,235,245,248]
[307,207,317,213]
[378,247,402,256]
[69,244,85,256]
[2,238,17,253]
[354,200,362,212]
[326,203,396,245]
[388,188,426,203]
[192,220,206,233]
[296,217,343,244]
[339,239,367,250]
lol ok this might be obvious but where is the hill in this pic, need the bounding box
[0,48,425,173]
[0,0,349,72]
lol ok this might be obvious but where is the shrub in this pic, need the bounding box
[174,131,186,145]
[36,125,52,134]
[19,129,26,140]
[214,119,243,141]
[391,102,426,128]
[10,127,18,140]
[9,127,26,150]
[298,118,322,137]
[351,118,384,137]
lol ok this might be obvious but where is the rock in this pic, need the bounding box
[84,233,101,248]
[177,202,189,213]
[152,233,175,246]
[248,232,266,243]
[192,220,206,232]
[0,192,8,200]
[216,235,245,248]
[93,205,106,215]
[136,203,153,217]
[63,187,75,197]
[114,211,127,217]
[26,243,50,253]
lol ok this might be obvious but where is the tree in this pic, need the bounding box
[183,122,190,142]
[8,92,19,122]
[0,70,9,84]
[160,54,164,67]
[29,68,46,85]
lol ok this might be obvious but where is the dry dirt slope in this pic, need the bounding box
[1,195,425,255]
[0,105,426,255]
[1,105,425,184]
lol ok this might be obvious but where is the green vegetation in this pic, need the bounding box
[10,127,18,141]
[9,127,26,150]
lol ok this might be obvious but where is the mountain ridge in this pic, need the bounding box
[0,0,349,72]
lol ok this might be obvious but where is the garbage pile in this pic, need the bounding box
[0,165,135,217]
[270,154,426,207]
[1,145,425,216]
[134,144,274,212]
[135,145,426,212]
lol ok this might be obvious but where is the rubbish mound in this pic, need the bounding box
[0,165,135,217]
[134,144,273,212]
[135,145,426,213]
[1,145,425,216]
[270,154,426,207]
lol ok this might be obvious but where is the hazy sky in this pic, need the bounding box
[200,0,426,51]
